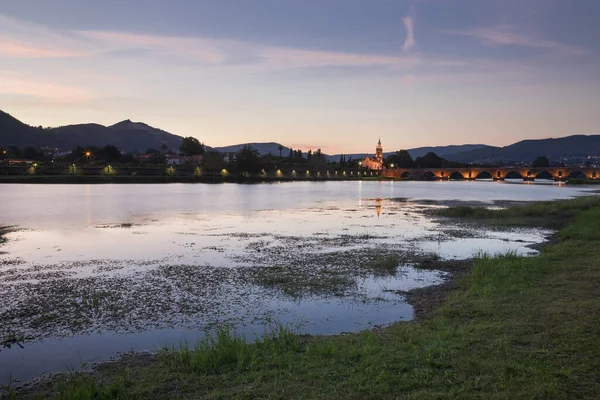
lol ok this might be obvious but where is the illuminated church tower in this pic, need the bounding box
[375,138,383,163]
[361,138,384,170]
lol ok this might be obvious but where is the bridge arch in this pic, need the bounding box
[505,171,524,180]
[449,171,465,180]
[421,171,436,180]
[566,170,587,180]
[475,171,493,180]
[535,171,553,180]
[400,171,412,179]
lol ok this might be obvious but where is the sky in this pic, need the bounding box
[0,0,599,153]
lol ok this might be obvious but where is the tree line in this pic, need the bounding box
[0,139,556,171]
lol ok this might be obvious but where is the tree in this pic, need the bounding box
[308,148,327,169]
[236,145,264,174]
[532,156,550,168]
[415,152,444,168]
[180,137,205,156]
[278,144,284,158]
[307,150,312,161]
[23,147,44,160]
[386,150,415,168]
[98,145,122,162]
[202,151,224,171]
[142,148,165,164]
[160,144,168,153]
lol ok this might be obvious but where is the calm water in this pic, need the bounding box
[0,181,595,384]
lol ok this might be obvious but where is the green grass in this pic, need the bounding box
[566,178,600,185]
[250,266,356,298]
[369,254,400,276]
[436,195,600,228]
[16,197,600,399]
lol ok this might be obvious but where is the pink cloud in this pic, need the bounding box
[79,30,226,64]
[0,38,83,58]
[259,47,420,69]
[0,72,92,101]
[402,17,415,51]
[0,15,87,59]
[448,25,586,56]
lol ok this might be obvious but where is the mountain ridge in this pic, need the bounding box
[1,109,598,162]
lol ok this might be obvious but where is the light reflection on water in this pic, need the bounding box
[0,181,596,384]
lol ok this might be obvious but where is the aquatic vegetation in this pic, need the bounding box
[20,198,600,398]
[368,255,400,276]
[249,265,357,298]
[0,333,25,352]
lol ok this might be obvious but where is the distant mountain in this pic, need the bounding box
[3,110,599,162]
[0,111,183,152]
[407,144,491,159]
[446,135,600,163]
[214,142,291,156]
[0,110,47,148]
[326,144,491,162]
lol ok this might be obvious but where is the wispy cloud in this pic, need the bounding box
[0,38,82,58]
[0,71,92,101]
[448,25,586,56]
[0,14,87,59]
[79,30,226,64]
[257,47,420,70]
[402,16,415,51]
[79,29,424,71]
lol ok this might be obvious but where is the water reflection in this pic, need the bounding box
[0,181,596,384]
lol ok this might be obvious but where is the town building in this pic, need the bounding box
[362,138,384,170]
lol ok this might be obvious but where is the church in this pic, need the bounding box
[362,139,384,170]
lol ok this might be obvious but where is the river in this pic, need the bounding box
[0,181,596,384]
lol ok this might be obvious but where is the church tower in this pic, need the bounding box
[375,138,383,163]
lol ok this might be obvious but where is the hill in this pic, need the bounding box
[0,111,183,152]
[2,109,599,162]
[447,135,600,163]
[213,142,291,156]
[0,110,49,148]
[326,144,491,162]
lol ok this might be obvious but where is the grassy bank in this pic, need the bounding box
[435,195,600,228]
[11,198,600,399]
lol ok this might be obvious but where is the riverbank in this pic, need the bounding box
[7,196,600,399]
[0,175,383,184]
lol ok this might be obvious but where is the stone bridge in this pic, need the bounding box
[381,167,599,181]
